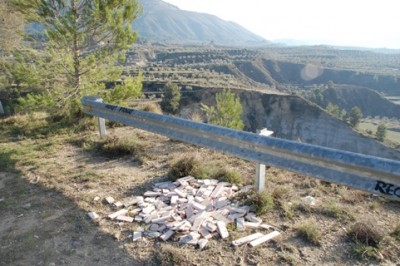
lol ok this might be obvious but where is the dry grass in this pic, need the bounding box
[141,102,163,114]
[296,219,322,246]
[1,112,400,265]
[347,221,383,247]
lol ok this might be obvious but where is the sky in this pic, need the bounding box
[162,0,400,49]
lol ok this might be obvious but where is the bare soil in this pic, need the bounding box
[1,125,399,266]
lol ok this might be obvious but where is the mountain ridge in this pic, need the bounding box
[133,0,269,46]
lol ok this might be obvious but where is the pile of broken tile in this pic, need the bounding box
[88,176,280,249]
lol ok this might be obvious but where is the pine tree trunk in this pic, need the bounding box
[72,0,81,90]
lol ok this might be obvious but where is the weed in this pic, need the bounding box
[168,154,235,181]
[352,242,382,261]
[278,253,296,265]
[296,220,321,245]
[237,190,274,215]
[320,201,351,220]
[347,221,383,247]
[154,244,190,266]
[390,223,400,240]
[215,168,242,184]
[83,135,144,160]
[141,102,163,114]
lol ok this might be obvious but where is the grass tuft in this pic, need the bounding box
[167,154,242,183]
[237,190,274,215]
[296,220,321,245]
[390,223,400,240]
[347,221,383,247]
[141,102,163,114]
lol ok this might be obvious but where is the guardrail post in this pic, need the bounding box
[255,129,274,192]
[0,100,4,115]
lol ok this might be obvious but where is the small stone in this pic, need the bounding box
[105,196,115,204]
[94,196,101,201]
[198,238,208,249]
[301,196,317,206]
[216,221,229,239]
[108,209,128,220]
[132,231,142,242]
[160,230,174,241]
[88,212,100,221]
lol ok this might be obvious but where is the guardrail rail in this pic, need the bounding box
[82,96,400,200]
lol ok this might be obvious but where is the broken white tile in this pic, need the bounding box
[210,212,231,224]
[231,185,239,191]
[176,176,196,183]
[205,222,217,232]
[146,231,161,238]
[113,201,123,208]
[216,221,229,239]
[108,209,128,220]
[215,199,230,209]
[142,205,155,214]
[87,212,99,221]
[198,238,208,249]
[211,183,228,198]
[249,231,280,247]
[192,201,206,211]
[246,213,262,223]
[144,213,159,224]
[195,196,204,203]
[236,218,245,231]
[228,213,245,220]
[144,191,161,197]
[175,220,191,231]
[157,225,166,232]
[179,232,200,245]
[185,204,194,219]
[191,212,208,231]
[116,215,134,223]
[170,195,179,205]
[177,198,188,203]
[199,227,213,239]
[259,224,272,230]
[174,188,187,198]
[105,196,115,204]
[132,231,142,242]
[160,230,174,241]
[149,224,159,231]
[232,232,264,246]
[244,222,261,229]
[134,216,143,222]
[144,197,157,203]
[152,215,171,224]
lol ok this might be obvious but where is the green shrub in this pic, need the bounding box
[215,168,242,184]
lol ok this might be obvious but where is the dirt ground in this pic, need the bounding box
[1,124,399,266]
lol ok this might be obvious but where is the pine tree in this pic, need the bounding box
[161,82,181,114]
[201,88,244,130]
[376,123,387,142]
[349,106,363,128]
[11,0,142,116]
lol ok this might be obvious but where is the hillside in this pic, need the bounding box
[309,85,400,119]
[133,0,269,46]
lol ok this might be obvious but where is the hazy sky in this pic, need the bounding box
[162,0,400,48]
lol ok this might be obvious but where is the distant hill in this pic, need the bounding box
[134,0,269,46]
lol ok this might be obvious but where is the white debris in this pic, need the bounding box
[249,231,281,247]
[87,212,100,221]
[301,196,317,206]
[232,232,264,246]
[105,176,281,247]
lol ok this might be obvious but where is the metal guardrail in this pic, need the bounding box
[82,96,400,200]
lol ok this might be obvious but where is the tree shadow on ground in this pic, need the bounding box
[0,171,155,266]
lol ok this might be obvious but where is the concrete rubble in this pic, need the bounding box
[96,176,281,249]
